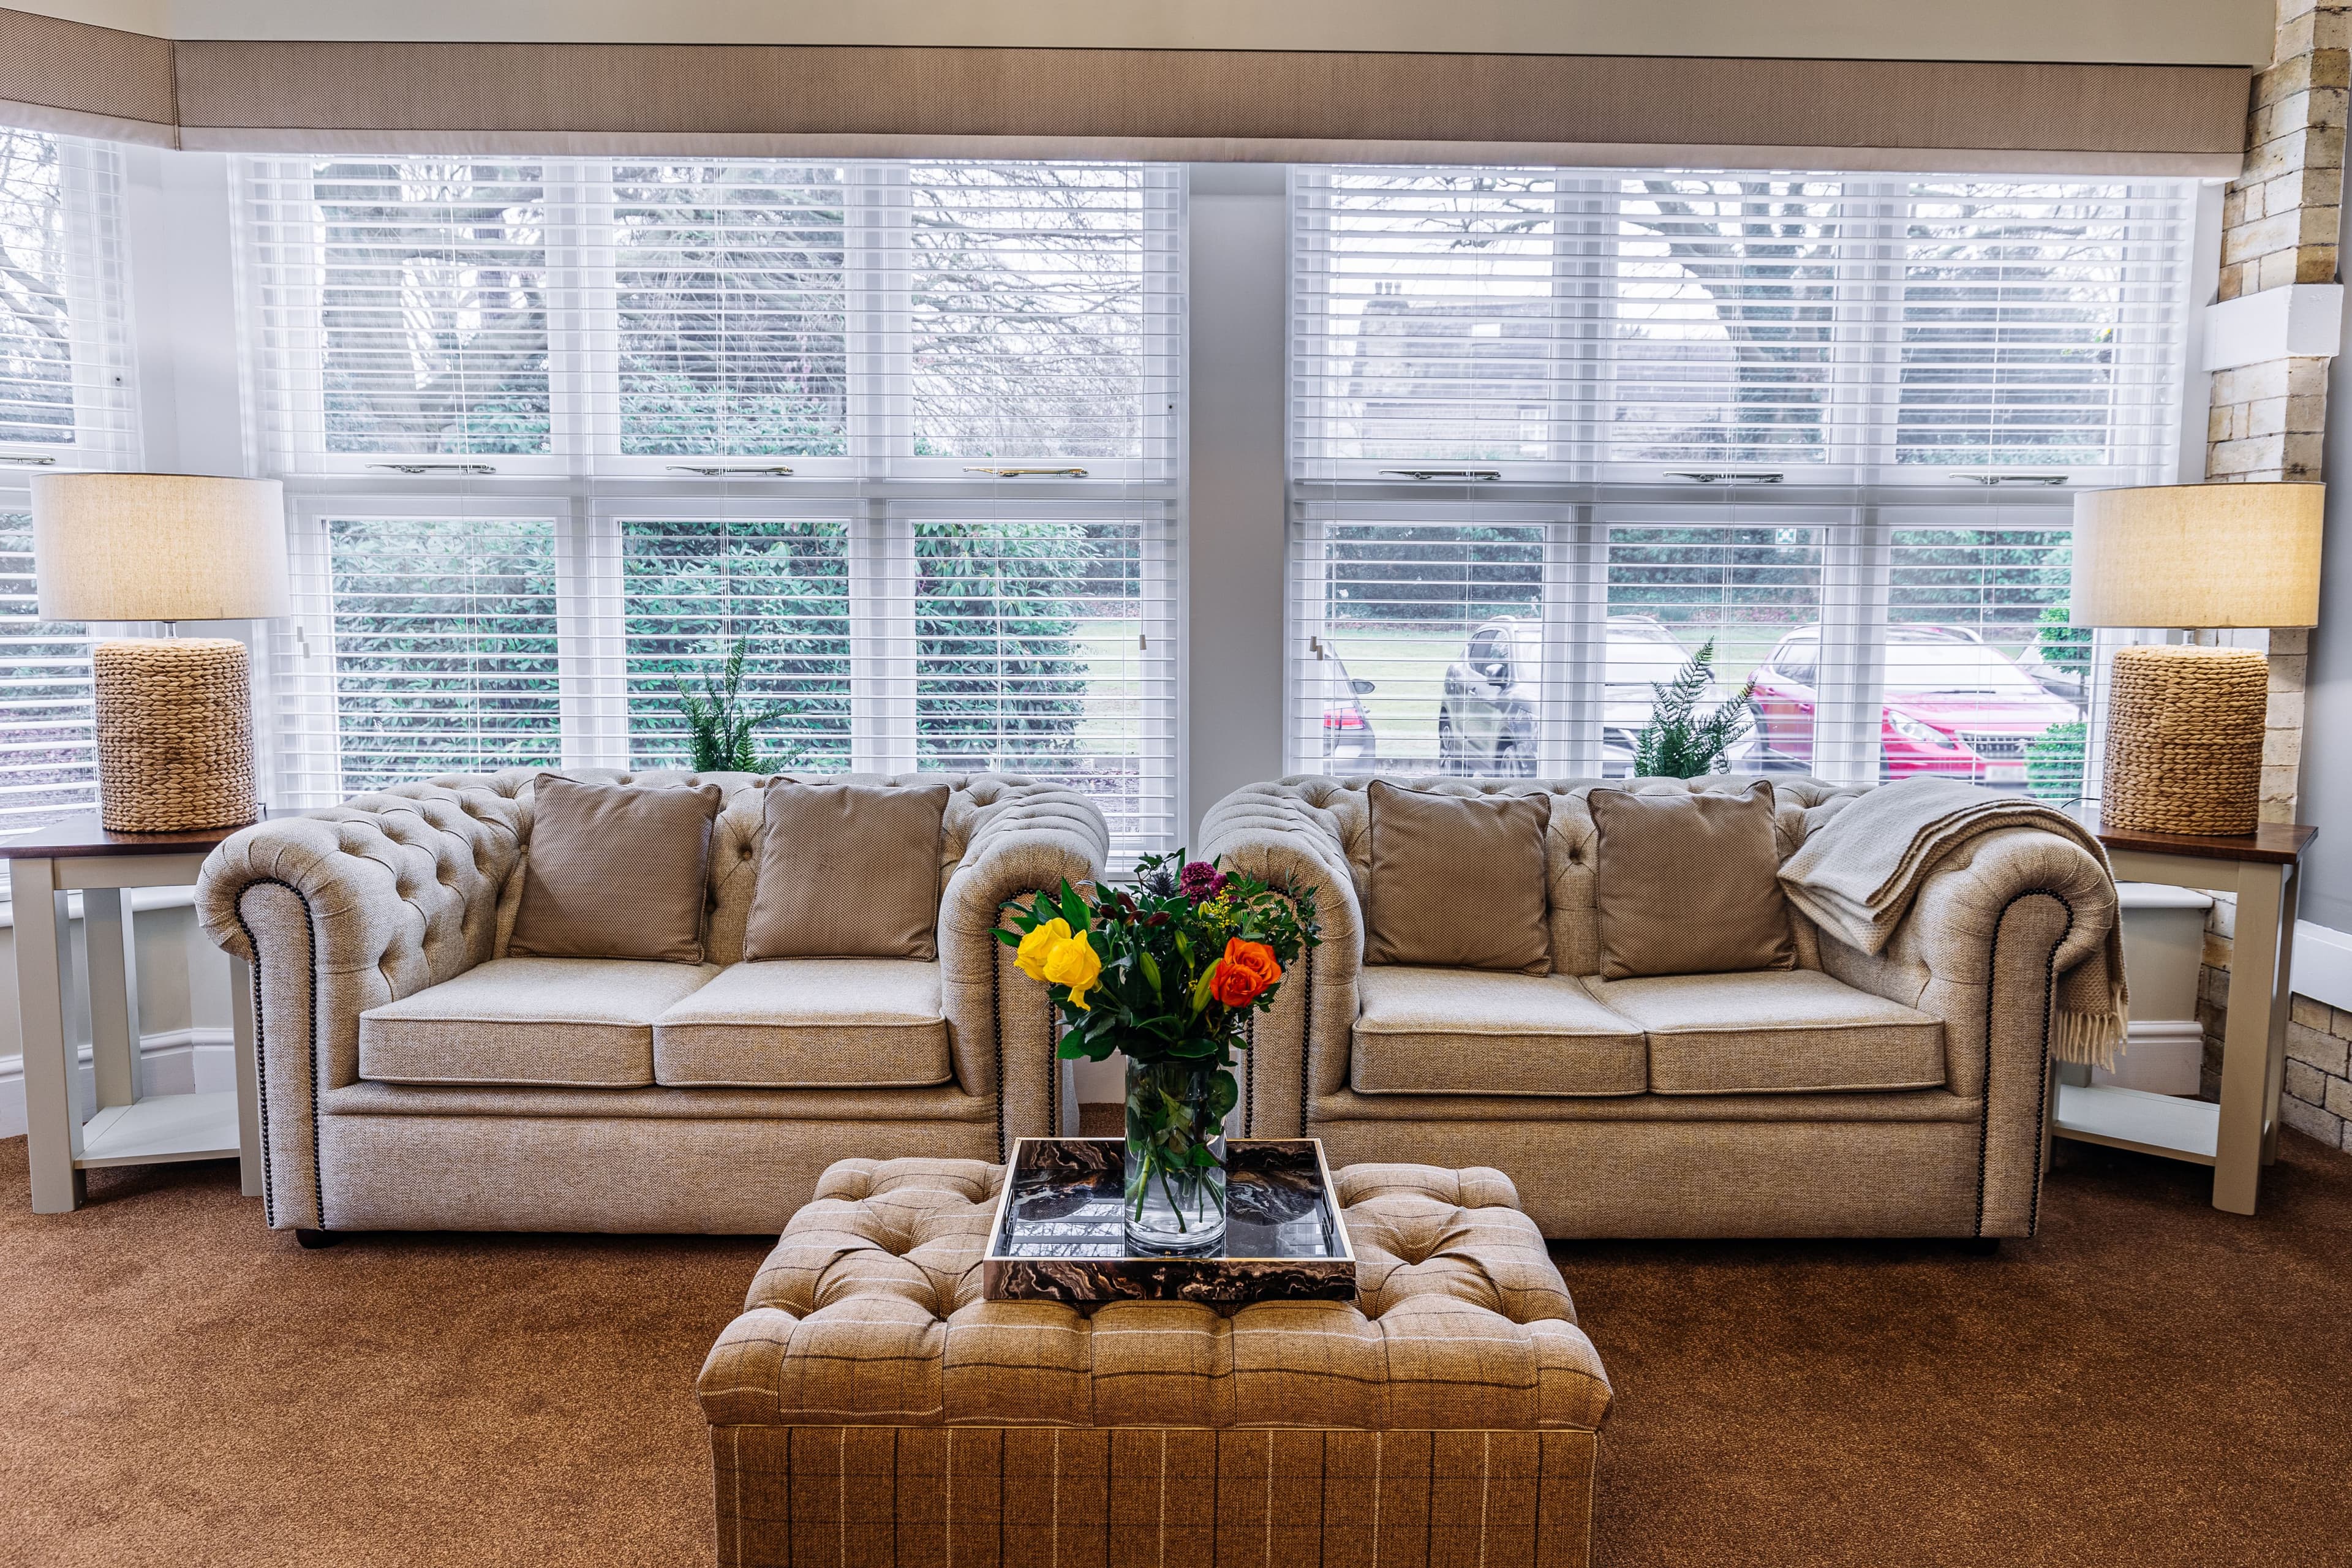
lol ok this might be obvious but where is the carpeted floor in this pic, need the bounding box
[2,1131,2349,1568]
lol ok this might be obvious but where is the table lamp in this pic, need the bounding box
[2070,481,2323,836]
[30,473,290,833]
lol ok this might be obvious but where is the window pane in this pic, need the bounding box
[325,518,560,790]
[1899,182,2177,469]
[614,164,848,456]
[911,166,1150,459]
[312,161,550,454]
[0,132,74,447]
[1887,519,2087,799]
[1305,521,1545,777]
[621,518,852,769]
[914,516,1156,835]
[1300,172,1561,464]
[1607,520,1821,774]
[0,511,94,833]
[1611,176,1843,463]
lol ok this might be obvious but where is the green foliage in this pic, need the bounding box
[1630,639,1755,778]
[2026,720,2087,805]
[674,638,799,773]
[2035,603,2092,675]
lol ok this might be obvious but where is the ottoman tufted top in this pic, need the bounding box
[698,1156,1612,1433]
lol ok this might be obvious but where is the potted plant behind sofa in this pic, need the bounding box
[1630,638,1757,778]
[1001,856,1319,1254]
[675,638,801,772]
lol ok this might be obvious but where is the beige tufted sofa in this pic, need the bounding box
[1202,774,2119,1242]
[699,1156,1611,1567]
[196,769,1107,1237]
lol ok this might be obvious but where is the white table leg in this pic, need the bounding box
[231,955,262,1198]
[2261,867,2299,1166]
[83,886,140,1110]
[12,858,85,1213]
[2213,864,2284,1215]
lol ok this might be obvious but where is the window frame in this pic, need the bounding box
[1285,165,2209,791]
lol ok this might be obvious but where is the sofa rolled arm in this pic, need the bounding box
[1811,824,2117,1237]
[938,778,1110,1158]
[196,785,525,1228]
[1199,783,1366,1139]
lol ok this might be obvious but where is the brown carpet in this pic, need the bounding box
[2,1132,2348,1568]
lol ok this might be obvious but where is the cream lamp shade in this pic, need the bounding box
[2069,481,2323,629]
[29,472,290,622]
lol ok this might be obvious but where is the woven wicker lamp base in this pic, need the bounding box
[91,638,259,833]
[2100,644,2269,837]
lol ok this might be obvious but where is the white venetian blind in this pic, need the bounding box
[1288,166,2190,789]
[239,157,1182,854]
[0,129,137,836]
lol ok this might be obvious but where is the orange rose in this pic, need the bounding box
[1208,938,1281,1008]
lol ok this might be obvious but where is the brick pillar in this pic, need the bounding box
[2194,2,2352,1145]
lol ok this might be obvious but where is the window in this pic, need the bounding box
[1289,167,2194,796]
[0,130,137,836]
[243,159,1181,854]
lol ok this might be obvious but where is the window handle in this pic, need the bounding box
[1379,468,1501,481]
[1667,471,1784,484]
[667,464,795,477]
[367,462,496,475]
[963,466,1088,478]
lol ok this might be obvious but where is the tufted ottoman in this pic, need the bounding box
[699,1156,1613,1567]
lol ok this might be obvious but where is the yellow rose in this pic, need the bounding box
[1016,919,1072,983]
[1042,930,1103,1009]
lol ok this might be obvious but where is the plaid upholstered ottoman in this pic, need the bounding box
[698,1156,1613,1567]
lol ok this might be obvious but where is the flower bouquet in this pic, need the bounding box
[1001,852,1319,1254]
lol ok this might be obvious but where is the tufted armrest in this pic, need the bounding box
[197,785,526,1229]
[698,1155,1611,1433]
[1812,825,2117,1237]
[1199,783,1365,1139]
[937,780,1109,1150]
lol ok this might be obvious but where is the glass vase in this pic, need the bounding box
[1123,1055,1228,1254]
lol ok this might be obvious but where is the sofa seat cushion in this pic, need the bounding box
[358,957,720,1088]
[653,959,955,1089]
[1352,965,1646,1097]
[1589,969,1945,1096]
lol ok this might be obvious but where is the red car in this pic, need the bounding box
[1749,625,2081,784]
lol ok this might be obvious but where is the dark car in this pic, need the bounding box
[1436,615,1695,777]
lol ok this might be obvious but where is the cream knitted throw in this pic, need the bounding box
[1779,777,2128,1069]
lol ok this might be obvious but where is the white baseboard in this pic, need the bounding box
[0,1028,236,1140]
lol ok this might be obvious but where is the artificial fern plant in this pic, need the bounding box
[676,638,799,773]
[1630,638,1756,778]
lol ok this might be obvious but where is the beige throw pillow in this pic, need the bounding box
[1364,781,1552,974]
[742,780,951,960]
[508,775,725,963]
[1588,782,1794,979]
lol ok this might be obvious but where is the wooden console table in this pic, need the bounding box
[2051,816,2315,1216]
[4,813,260,1214]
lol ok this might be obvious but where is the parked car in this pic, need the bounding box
[1749,624,2081,783]
[1438,614,1709,777]
[1316,648,1379,769]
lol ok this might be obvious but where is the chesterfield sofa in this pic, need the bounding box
[195,769,1106,1238]
[1201,774,2118,1242]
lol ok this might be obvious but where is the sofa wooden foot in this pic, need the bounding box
[295,1229,339,1250]
[1959,1237,2001,1256]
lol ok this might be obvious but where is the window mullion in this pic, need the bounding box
[1538,507,1605,777]
[850,499,918,774]
[1812,504,1890,785]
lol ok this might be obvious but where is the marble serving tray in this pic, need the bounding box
[982,1137,1357,1307]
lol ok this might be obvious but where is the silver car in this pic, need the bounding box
[1437,616,1691,777]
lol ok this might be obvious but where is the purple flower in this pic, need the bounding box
[1178,860,1227,900]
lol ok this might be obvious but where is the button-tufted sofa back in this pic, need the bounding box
[1269,774,1869,978]
[409,767,1077,967]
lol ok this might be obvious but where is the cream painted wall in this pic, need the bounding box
[4,0,2275,65]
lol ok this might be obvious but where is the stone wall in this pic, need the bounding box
[2195,1,2350,1146]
